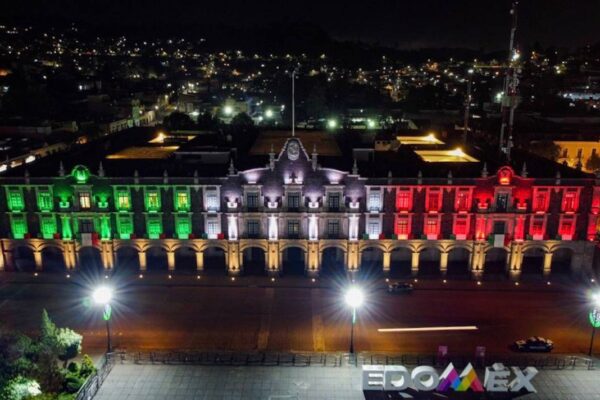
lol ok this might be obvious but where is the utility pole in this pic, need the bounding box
[499,1,520,161]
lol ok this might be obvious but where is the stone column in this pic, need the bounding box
[440,252,448,276]
[139,251,147,271]
[383,251,391,273]
[471,243,484,279]
[34,250,43,271]
[307,241,319,276]
[543,252,553,278]
[347,241,360,271]
[0,242,5,271]
[267,241,279,273]
[167,251,176,271]
[227,242,241,275]
[195,251,204,271]
[411,251,420,276]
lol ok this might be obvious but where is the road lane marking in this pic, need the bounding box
[378,325,478,333]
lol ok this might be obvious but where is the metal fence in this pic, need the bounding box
[75,353,116,400]
[119,350,596,370]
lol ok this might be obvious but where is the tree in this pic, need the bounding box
[586,151,600,172]
[0,333,36,389]
[196,111,219,130]
[0,376,41,400]
[531,140,561,161]
[163,111,194,130]
[230,112,254,128]
[55,329,82,368]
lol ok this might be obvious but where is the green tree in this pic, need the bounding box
[0,333,37,389]
[586,151,600,172]
[0,376,41,400]
[55,329,82,368]
[78,355,95,379]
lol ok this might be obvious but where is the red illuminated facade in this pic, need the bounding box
[392,166,600,244]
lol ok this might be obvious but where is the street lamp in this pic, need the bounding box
[92,286,113,353]
[589,292,600,356]
[345,286,364,354]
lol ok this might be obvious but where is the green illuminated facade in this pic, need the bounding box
[0,165,216,242]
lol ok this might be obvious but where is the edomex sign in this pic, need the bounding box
[363,362,538,395]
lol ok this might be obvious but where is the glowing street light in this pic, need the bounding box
[223,105,234,116]
[327,118,338,130]
[345,286,364,354]
[589,292,600,356]
[92,286,113,353]
[265,109,274,119]
[366,119,376,129]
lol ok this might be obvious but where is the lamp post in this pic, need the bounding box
[589,293,600,356]
[92,286,113,353]
[345,286,364,354]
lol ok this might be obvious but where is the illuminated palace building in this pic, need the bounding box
[0,133,599,280]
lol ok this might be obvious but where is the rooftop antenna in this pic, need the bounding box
[463,68,474,144]
[499,1,520,161]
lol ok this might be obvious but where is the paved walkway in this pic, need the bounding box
[94,364,600,400]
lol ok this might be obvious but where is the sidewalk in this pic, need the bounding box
[0,270,577,293]
[93,362,600,400]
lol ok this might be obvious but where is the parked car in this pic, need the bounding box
[387,282,414,294]
[513,337,554,352]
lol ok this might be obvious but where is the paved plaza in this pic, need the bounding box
[94,363,600,400]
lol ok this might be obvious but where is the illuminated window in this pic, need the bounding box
[397,189,411,211]
[37,190,53,211]
[205,190,219,211]
[117,190,130,210]
[425,217,439,235]
[176,191,189,210]
[427,190,441,212]
[147,216,162,239]
[117,214,133,239]
[8,189,24,211]
[10,214,27,239]
[79,192,91,209]
[147,191,160,211]
[531,216,544,237]
[559,216,575,238]
[40,214,57,239]
[455,189,470,211]
[175,215,191,239]
[397,218,409,236]
[207,219,219,236]
[454,216,468,236]
[368,190,381,211]
[367,220,380,236]
[534,190,548,212]
[562,189,577,212]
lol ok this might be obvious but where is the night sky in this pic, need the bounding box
[2,0,600,50]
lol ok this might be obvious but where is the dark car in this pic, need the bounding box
[513,337,554,352]
[387,282,414,294]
